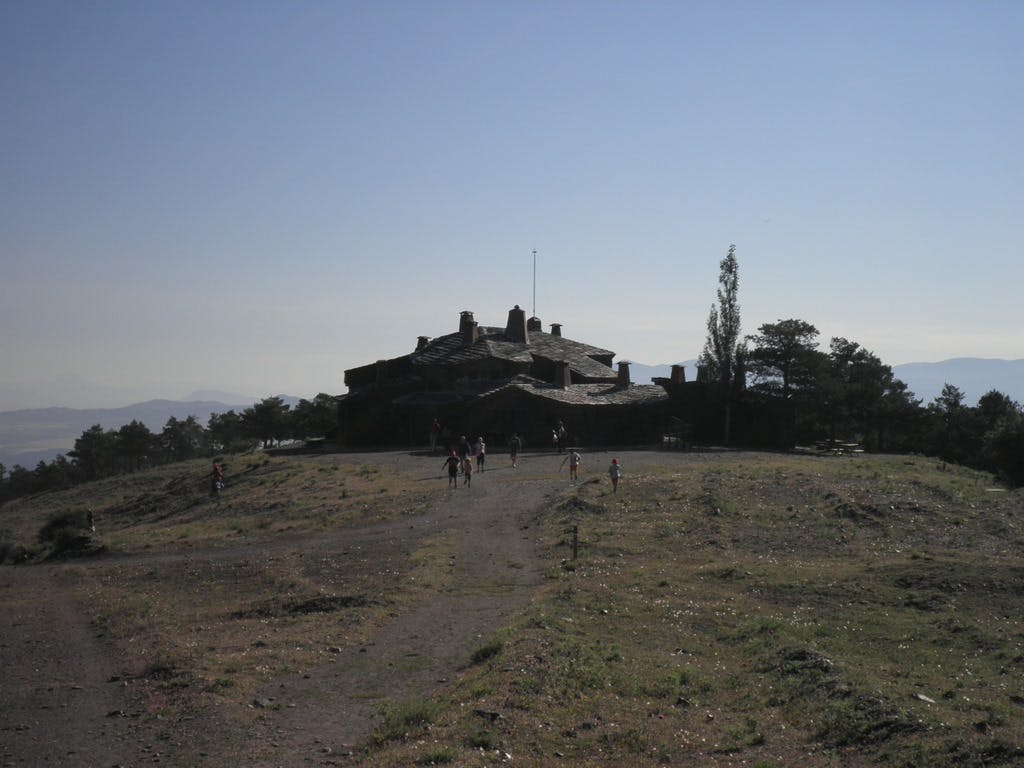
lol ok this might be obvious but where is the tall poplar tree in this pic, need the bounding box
[699,244,745,443]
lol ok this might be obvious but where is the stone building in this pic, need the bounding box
[339,305,680,448]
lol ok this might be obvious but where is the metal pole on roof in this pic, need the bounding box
[532,249,537,317]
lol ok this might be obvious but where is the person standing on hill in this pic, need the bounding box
[608,458,621,493]
[561,449,582,481]
[509,432,522,468]
[474,436,486,472]
[430,418,441,453]
[211,462,225,497]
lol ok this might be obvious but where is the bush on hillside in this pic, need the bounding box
[37,508,97,558]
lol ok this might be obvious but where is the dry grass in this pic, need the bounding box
[358,454,1024,767]
[3,451,1022,767]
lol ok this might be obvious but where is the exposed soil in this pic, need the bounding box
[2,449,669,767]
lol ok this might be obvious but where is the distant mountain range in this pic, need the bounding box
[626,358,1024,407]
[0,396,300,469]
[889,358,1024,406]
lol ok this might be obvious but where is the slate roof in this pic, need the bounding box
[410,327,616,379]
[476,375,669,407]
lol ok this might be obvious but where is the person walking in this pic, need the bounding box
[430,418,441,453]
[462,454,474,486]
[509,432,522,468]
[608,457,622,493]
[443,451,460,489]
[211,462,225,498]
[474,436,486,472]
[561,449,582,481]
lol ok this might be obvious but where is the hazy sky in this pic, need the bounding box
[2,1,1021,409]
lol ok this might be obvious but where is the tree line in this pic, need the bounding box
[698,248,1024,486]
[0,394,337,504]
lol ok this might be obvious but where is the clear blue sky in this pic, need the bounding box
[2,1,1021,409]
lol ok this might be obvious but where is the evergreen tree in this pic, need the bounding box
[291,394,338,441]
[161,415,208,462]
[70,424,118,481]
[116,420,156,472]
[698,244,745,443]
[243,397,291,448]
[747,319,821,447]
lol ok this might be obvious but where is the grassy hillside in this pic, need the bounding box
[2,451,1022,767]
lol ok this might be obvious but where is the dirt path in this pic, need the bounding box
[0,449,585,767]
[246,457,554,765]
[0,565,145,767]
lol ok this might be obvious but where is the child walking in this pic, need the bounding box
[561,449,582,481]
[443,451,460,488]
[509,433,521,468]
[474,436,486,472]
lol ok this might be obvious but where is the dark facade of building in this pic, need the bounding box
[339,305,690,449]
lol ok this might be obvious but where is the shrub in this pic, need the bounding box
[416,746,456,765]
[0,540,32,564]
[470,638,503,665]
[372,699,440,744]
[37,509,94,557]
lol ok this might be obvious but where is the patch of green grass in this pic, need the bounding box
[464,726,497,750]
[469,637,504,665]
[373,699,441,744]
[415,745,456,764]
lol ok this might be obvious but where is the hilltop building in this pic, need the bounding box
[339,305,693,448]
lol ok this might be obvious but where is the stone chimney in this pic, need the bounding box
[617,361,631,387]
[505,305,528,343]
[416,336,430,351]
[550,323,562,337]
[527,316,542,333]
[554,361,572,388]
[459,310,479,345]
[670,364,686,384]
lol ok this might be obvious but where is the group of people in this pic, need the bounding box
[441,440,622,493]
[561,450,622,491]
[441,434,487,488]
[432,419,622,492]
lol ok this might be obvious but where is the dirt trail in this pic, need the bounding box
[247,458,553,765]
[0,565,145,767]
[0,450,575,767]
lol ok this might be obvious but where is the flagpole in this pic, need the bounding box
[532,249,537,317]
